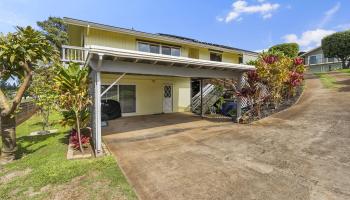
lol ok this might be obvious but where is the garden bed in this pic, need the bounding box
[240,85,304,123]
[67,128,93,160]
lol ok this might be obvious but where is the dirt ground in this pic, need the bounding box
[103,72,350,200]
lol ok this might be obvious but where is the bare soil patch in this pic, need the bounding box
[0,168,32,185]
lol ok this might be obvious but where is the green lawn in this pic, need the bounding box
[315,73,338,88]
[337,68,350,74]
[0,112,137,200]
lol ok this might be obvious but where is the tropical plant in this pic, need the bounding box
[70,129,90,150]
[255,51,290,107]
[238,70,265,118]
[269,43,299,58]
[285,58,305,97]
[0,26,58,161]
[29,65,58,132]
[322,30,350,69]
[215,96,225,113]
[37,17,68,51]
[53,63,91,153]
[60,108,90,128]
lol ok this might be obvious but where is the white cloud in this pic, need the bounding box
[219,0,280,23]
[318,2,341,28]
[283,29,335,50]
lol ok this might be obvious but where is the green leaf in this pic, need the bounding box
[10,54,15,63]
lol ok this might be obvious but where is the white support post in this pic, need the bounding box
[200,79,204,117]
[94,54,103,155]
[236,73,243,123]
[94,71,102,154]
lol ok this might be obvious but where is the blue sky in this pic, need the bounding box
[0,0,349,52]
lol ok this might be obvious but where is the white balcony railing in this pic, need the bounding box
[308,57,340,66]
[61,45,88,63]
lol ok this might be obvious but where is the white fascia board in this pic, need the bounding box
[86,45,255,71]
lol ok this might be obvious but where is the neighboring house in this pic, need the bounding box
[301,46,342,73]
[62,17,257,154]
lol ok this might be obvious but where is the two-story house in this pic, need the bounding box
[62,17,257,154]
[301,46,342,73]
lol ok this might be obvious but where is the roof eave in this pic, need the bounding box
[63,17,258,56]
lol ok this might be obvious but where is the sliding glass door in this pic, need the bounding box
[119,85,136,113]
[101,84,136,113]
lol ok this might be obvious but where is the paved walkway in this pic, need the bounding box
[103,73,350,200]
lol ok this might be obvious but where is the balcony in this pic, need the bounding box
[307,57,341,66]
[61,45,255,73]
[61,45,88,63]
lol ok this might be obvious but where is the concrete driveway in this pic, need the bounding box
[103,73,350,200]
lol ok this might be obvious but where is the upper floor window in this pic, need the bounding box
[309,54,322,64]
[210,52,222,62]
[137,41,180,57]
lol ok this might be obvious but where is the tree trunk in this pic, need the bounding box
[341,59,348,69]
[0,115,17,161]
[75,112,84,153]
[347,59,350,69]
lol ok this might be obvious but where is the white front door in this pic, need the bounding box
[163,85,173,113]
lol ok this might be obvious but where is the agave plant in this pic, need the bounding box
[54,63,91,153]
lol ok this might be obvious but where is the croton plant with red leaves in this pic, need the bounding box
[70,129,91,150]
[288,71,304,87]
[239,51,306,121]
[293,57,304,66]
[263,55,278,64]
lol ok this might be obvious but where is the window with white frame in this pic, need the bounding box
[101,84,136,113]
[309,54,322,64]
[210,52,222,62]
[137,41,181,57]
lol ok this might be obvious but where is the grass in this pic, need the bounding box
[315,73,338,88]
[337,68,350,74]
[0,112,137,200]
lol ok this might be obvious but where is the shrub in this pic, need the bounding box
[238,51,306,121]
[70,129,90,150]
[269,43,299,58]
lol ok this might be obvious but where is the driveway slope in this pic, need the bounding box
[104,73,350,200]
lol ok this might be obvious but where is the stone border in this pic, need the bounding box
[66,143,93,160]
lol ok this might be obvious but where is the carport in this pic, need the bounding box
[84,45,255,155]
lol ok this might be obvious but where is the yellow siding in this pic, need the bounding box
[85,29,136,50]
[68,25,241,64]
[223,52,240,63]
[101,74,191,116]
[198,48,210,60]
[67,25,83,46]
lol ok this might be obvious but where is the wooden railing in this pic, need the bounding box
[61,45,88,63]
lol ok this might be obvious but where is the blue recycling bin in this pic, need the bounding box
[221,101,237,116]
